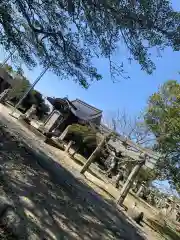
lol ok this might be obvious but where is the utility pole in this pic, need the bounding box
[117,155,147,206]
[11,65,49,116]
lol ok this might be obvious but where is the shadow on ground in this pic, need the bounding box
[0,122,145,239]
[70,154,106,182]
[146,218,180,240]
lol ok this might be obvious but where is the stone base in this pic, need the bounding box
[127,204,144,224]
[18,118,46,141]
[45,137,65,150]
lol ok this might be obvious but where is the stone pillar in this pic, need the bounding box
[58,125,71,141]
[65,140,74,153]
[21,104,36,121]
[80,133,112,174]
[136,182,145,197]
[117,156,146,206]
[157,197,164,208]
[115,171,123,189]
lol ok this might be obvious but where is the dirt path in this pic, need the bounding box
[0,105,148,239]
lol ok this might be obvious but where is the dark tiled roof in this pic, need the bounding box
[47,97,102,124]
[71,99,102,114]
[71,99,102,125]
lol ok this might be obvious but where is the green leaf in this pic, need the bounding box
[0,0,179,85]
[145,80,180,194]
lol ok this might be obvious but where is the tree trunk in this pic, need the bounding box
[80,133,112,174]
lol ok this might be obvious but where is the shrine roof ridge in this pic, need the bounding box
[71,99,102,115]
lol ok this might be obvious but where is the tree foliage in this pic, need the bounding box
[145,80,180,193]
[3,64,50,119]
[3,63,31,102]
[2,63,13,73]
[137,167,158,185]
[24,90,50,120]
[66,124,97,157]
[1,1,179,87]
[8,74,31,102]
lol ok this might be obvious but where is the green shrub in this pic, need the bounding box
[65,124,97,157]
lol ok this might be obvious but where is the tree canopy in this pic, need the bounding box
[2,63,31,102]
[3,64,50,119]
[8,73,31,102]
[137,167,158,186]
[1,1,179,87]
[145,80,180,193]
[66,124,98,157]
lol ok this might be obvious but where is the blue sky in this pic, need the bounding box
[1,46,179,119]
[0,1,180,120]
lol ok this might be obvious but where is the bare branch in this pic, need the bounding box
[103,110,156,148]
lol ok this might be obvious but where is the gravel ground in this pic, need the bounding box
[0,106,147,240]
